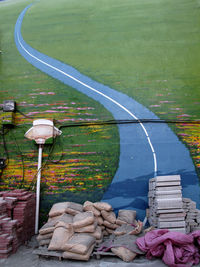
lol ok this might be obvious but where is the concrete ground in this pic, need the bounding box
[2,236,200,267]
[0,236,168,267]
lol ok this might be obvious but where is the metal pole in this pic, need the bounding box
[35,144,43,234]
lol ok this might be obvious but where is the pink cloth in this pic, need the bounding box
[136,229,200,267]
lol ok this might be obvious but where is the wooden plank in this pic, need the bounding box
[33,248,63,260]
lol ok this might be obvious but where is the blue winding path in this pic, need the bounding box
[15,4,199,219]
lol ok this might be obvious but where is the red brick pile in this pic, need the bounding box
[0,189,36,259]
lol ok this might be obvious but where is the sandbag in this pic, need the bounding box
[96,216,104,225]
[73,211,94,229]
[89,226,103,240]
[55,221,69,229]
[48,224,74,251]
[83,201,100,217]
[103,230,109,236]
[48,213,73,227]
[101,210,116,224]
[62,243,94,261]
[65,202,83,215]
[39,239,51,246]
[116,219,127,226]
[49,202,69,217]
[100,225,105,231]
[37,232,53,241]
[111,247,137,262]
[39,221,55,235]
[58,213,73,224]
[96,238,103,245]
[103,220,118,230]
[128,220,143,235]
[62,233,95,255]
[93,202,112,212]
[48,214,63,224]
[75,222,97,233]
[107,228,114,234]
[117,210,136,224]
[114,224,136,236]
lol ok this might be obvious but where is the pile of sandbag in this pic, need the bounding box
[37,201,143,262]
[97,210,145,262]
[83,201,117,236]
[83,202,140,236]
[37,202,98,260]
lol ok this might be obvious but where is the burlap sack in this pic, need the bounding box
[37,233,53,241]
[103,220,118,230]
[39,239,51,246]
[65,202,83,215]
[48,224,74,251]
[58,213,73,224]
[111,247,137,262]
[96,238,103,245]
[39,221,55,235]
[116,219,127,226]
[96,216,104,225]
[73,211,94,229]
[75,221,97,233]
[116,210,136,224]
[114,224,135,236]
[48,214,63,224]
[62,233,95,255]
[89,226,103,240]
[83,201,100,217]
[55,221,69,229]
[93,202,112,212]
[100,225,105,231]
[106,228,114,234]
[49,202,69,217]
[62,243,94,261]
[101,210,116,224]
[103,230,109,236]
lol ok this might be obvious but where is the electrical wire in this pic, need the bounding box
[27,135,62,191]
[12,130,25,188]
[58,118,200,129]
[1,125,9,167]
[16,108,34,119]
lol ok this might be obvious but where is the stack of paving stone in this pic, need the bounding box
[183,198,200,233]
[0,189,36,258]
[148,175,186,233]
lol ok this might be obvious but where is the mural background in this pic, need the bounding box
[0,0,199,222]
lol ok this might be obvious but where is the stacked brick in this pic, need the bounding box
[0,189,36,258]
[148,175,186,233]
[183,198,200,233]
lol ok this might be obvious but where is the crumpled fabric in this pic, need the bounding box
[190,230,200,246]
[136,229,200,267]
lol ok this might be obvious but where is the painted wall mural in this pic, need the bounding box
[0,0,200,222]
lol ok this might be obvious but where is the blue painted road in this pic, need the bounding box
[15,4,199,219]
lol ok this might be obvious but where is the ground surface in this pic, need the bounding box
[0,236,169,267]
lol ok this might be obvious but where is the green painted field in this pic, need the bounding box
[21,0,200,175]
[0,0,119,220]
[0,0,200,221]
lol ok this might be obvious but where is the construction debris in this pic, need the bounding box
[36,201,143,262]
[183,198,200,233]
[147,175,200,234]
[148,175,186,233]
